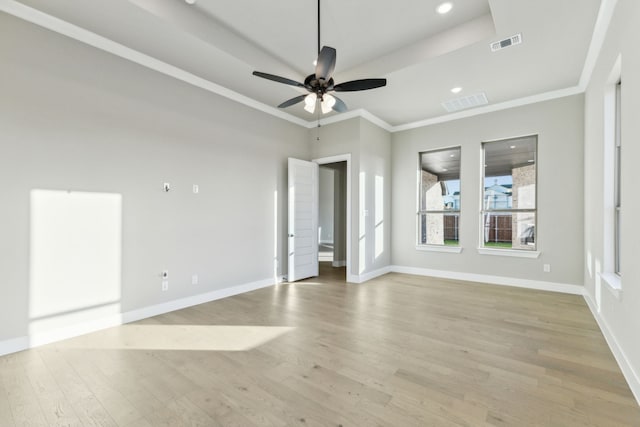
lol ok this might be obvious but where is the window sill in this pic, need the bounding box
[477,247,540,258]
[599,272,622,300]
[416,245,463,254]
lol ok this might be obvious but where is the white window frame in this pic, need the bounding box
[416,147,462,254]
[613,81,622,276]
[478,136,540,258]
[600,57,622,298]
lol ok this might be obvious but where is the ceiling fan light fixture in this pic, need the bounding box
[321,94,336,114]
[252,0,386,114]
[304,93,317,113]
[437,2,453,14]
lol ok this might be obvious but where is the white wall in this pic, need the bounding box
[0,14,309,347]
[5,10,637,404]
[310,117,392,280]
[359,119,392,274]
[391,95,585,287]
[332,161,348,265]
[583,0,640,401]
[318,167,334,244]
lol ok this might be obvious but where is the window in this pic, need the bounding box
[481,136,537,251]
[614,80,622,275]
[601,67,622,295]
[418,147,461,246]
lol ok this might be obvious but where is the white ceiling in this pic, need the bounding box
[11,0,602,127]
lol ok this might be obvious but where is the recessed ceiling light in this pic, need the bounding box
[185,0,196,4]
[451,87,462,94]
[442,168,448,172]
[510,145,516,149]
[436,2,453,14]
[449,154,455,158]
[527,159,535,163]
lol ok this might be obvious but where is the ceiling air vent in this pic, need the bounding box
[442,92,488,113]
[490,33,522,52]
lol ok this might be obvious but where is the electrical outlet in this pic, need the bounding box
[192,274,199,285]
[193,184,199,194]
[162,280,169,291]
[543,264,551,273]
[163,183,170,192]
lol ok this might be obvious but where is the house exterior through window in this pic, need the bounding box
[418,147,461,246]
[481,136,537,251]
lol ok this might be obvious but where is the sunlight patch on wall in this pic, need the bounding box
[359,172,366,274]
[29,190,122,330]
[375,175,384,259]
[54,324,295,351]
[595,258,602,313]
[274,190,279,282]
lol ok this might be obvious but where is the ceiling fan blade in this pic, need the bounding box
[331,95,347,113]
[278,94,307,108]
[315,46,336,81]
[252,71,306,88]
[334,78,387,92]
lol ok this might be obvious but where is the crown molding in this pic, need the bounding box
[1,0,614,134]
[579,0,618,89]
[318,0,614,133]
[307,109,393,132]
[391,85,584,132]
[0,0,309,128]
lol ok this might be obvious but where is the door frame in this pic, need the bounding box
[313,154,352,282]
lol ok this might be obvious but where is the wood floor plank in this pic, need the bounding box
[1,263,639,426]
[1,364,51,427]
[25,351,83,427]
[37,349,118,427]
[0,372,16,427]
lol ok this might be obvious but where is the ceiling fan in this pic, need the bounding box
[252,0,387,115]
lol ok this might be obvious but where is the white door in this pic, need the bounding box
[288,158,319,282]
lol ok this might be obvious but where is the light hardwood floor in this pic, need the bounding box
[1,264,639,426]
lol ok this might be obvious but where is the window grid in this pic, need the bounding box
[614,81,621,275]
[418,147,461,247]
[481,137,537,251]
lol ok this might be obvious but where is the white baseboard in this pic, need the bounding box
[583,291,640,405]
[0,276,279,357]
[122,277,278,324]
[389,265,584,295]
[30,312,124,349]
[346,264,582,293]
[348,266,392,284]
[388,265,638,405]
[0,336,30,357]
[332,260,346,267]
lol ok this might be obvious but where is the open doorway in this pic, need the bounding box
[316,159,349,280]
